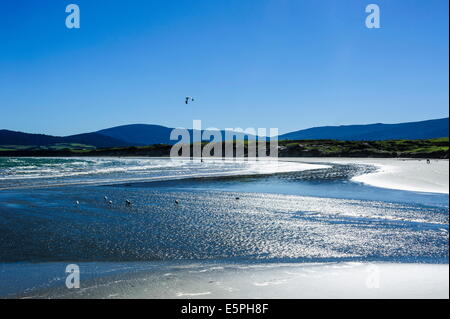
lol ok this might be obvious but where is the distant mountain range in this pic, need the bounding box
[0,130,131,148]
[98,125,259,145]
[0,118,448,149]
[97,124,177,146]
[278,118,449,141]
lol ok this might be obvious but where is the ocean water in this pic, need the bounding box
[0,157,447,265]
[0,157,447,298]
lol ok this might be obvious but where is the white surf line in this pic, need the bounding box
[0,163,328,191]
[175,292,212,297]
[0,171,250,191]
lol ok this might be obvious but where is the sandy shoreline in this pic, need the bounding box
[3,261,448,299]
[283,158,449,194]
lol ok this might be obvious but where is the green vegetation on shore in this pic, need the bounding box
[0,138,448,159]
[277,137,449,158]
[0,143,96,152]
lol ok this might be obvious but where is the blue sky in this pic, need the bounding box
[0,0,448,136]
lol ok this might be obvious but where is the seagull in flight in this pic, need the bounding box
[185,96,195,104]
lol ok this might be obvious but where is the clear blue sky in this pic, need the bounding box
[0,0,448,136]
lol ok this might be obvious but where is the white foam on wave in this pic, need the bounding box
[0,157,329,189]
